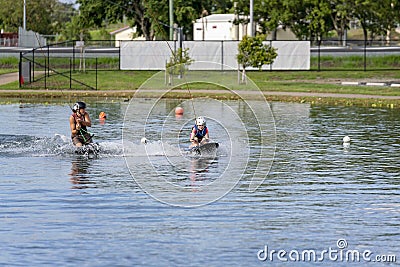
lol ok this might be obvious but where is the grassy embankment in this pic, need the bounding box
[1,55,400,107]
[0,57,19,75]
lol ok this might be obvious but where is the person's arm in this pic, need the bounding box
[84,112,92,127]
[78,112,92,127]
[204,130,209,141]
[199,129,209,145]
[190,129,197,142]
[69,116,80,135]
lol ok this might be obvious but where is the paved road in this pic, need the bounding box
[0,72,18,85]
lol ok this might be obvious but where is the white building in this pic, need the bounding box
[193,14,245,41]
[193,14,297,41]
[110,26,144,47]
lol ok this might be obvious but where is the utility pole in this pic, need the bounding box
[169,0,173,40]
[234,2,239,40]
[249,0,254,36]
[23,0,26,30]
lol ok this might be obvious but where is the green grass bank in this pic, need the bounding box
[2,55,400,107]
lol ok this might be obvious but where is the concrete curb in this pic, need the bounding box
[341,81,400,87]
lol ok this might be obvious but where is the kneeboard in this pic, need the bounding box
[190,142,219,156]
[75,143,100,156]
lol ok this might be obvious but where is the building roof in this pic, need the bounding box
[195,14,236,23]
[109,26,132,35]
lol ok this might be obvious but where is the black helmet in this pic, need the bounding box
[73,101,86,112]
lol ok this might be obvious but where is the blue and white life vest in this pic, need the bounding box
[192,124,208,139]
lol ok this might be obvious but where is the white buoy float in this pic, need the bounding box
[343,136,350,148]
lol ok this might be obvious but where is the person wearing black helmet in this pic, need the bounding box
[69,101,92,147]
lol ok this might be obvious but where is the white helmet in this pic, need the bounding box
[196,116,206,126]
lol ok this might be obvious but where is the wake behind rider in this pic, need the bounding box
[69,101,93,147]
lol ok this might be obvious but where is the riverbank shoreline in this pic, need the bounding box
[1,88,400,107]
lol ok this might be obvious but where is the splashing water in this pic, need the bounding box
[0,133,217,158]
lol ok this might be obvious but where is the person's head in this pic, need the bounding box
[196,116,206,128]
[73,101,86,114]
[99,111,107,119]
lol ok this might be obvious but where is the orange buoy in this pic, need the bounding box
[99,111,107,119]
[175,107,184,115]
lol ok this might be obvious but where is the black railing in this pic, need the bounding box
[19,40,120,90]
[17,39,400,90]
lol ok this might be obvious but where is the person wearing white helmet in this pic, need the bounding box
[69,101,93,147]
[189,116,209,148]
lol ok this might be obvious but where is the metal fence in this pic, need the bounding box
[311,39,400,71]
[17,39,400,89]
[19,40,120,90]
[0,37,18,47]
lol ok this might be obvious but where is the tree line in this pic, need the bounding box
[1,0,399,43]
[0,0,75,36]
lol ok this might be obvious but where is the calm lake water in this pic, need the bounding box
[0,99,399,266]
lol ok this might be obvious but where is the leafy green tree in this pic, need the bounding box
[0,0,75,35]
[255,0,333,40]
[305,0,332,41]
[383,0,400,43]
[0,0,22,32]
[75,0,215,40]
[327,0,352,45]
[251,0,307,38]
[174,0,213,40]
[61,15,91,41]
[146,0,231,39]
[166,47,194,84]
[351,0,400,43]
[51,2,77,35]
[75,0,166,40]
[237,35,277,83]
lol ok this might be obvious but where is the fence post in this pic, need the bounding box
[70,58,72,89]
[96,58,98,90]
[221,41,224,71]
[270,40,273,71]
[44,49,47,89]
[32,49,35,81]
[118,44,121,70]
[19,52,22,88]
[318,40,321,72]
[73,41,75,72]
[364,39,367,72]
[47,45,50,77]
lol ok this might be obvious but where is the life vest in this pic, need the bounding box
[71,112,88,137]
[192,125,208,139]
